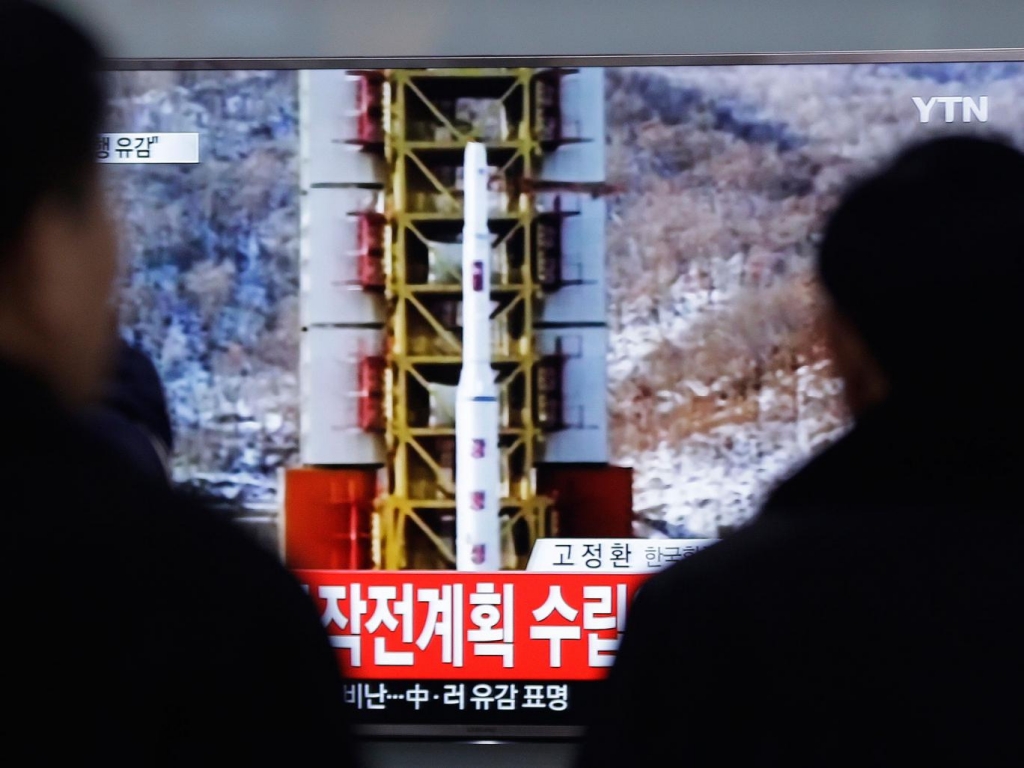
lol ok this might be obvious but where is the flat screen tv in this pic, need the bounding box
[102,50,1024,738]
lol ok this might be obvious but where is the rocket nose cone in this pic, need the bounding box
[464,141,487,169]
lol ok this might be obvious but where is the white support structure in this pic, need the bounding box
[536,327,609,463]
[299,70,386,187]
[539,193,607,325]
[538,68,606,183]
[536,68,609,463]
[300,187,387,327]
[300,327,387,465]
[299,69,387,466]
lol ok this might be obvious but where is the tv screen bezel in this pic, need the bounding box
[106,48,1024,71]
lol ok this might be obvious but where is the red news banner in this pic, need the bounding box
[295,571,649,681]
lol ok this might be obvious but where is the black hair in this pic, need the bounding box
[818,135,1024,394]
[0,0,106,263]
[105,339,175,452]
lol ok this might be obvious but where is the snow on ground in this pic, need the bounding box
[600,64,1024,535]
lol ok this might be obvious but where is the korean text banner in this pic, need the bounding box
[295,570,649,681]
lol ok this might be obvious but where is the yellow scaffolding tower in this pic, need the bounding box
[373,68,557,569]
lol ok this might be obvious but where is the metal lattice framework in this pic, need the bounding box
[373,69,559,570]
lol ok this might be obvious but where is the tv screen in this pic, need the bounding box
[102,55,1023,737]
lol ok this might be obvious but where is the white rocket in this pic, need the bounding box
[455,142,501,571]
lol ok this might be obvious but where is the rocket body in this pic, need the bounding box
[455,142,501,571]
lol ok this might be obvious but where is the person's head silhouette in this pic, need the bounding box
[818,135,1024,417]
[0,0,116,406]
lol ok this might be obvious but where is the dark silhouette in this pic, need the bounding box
[577,136,1024,767]
[0,2,355,764]
[82,339,175,482]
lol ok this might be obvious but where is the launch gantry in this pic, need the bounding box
[373,69,566,569]
[289,66,613,570]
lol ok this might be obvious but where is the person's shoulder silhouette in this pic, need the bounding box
[577,136,1024,768]
[81,339,176,482]
[0,3,355,764]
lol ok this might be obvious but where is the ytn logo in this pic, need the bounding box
[913,96,989,123]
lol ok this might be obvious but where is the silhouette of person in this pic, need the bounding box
[82,339,175,482]
[577,136,1024,767]
[0,2,357,764]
